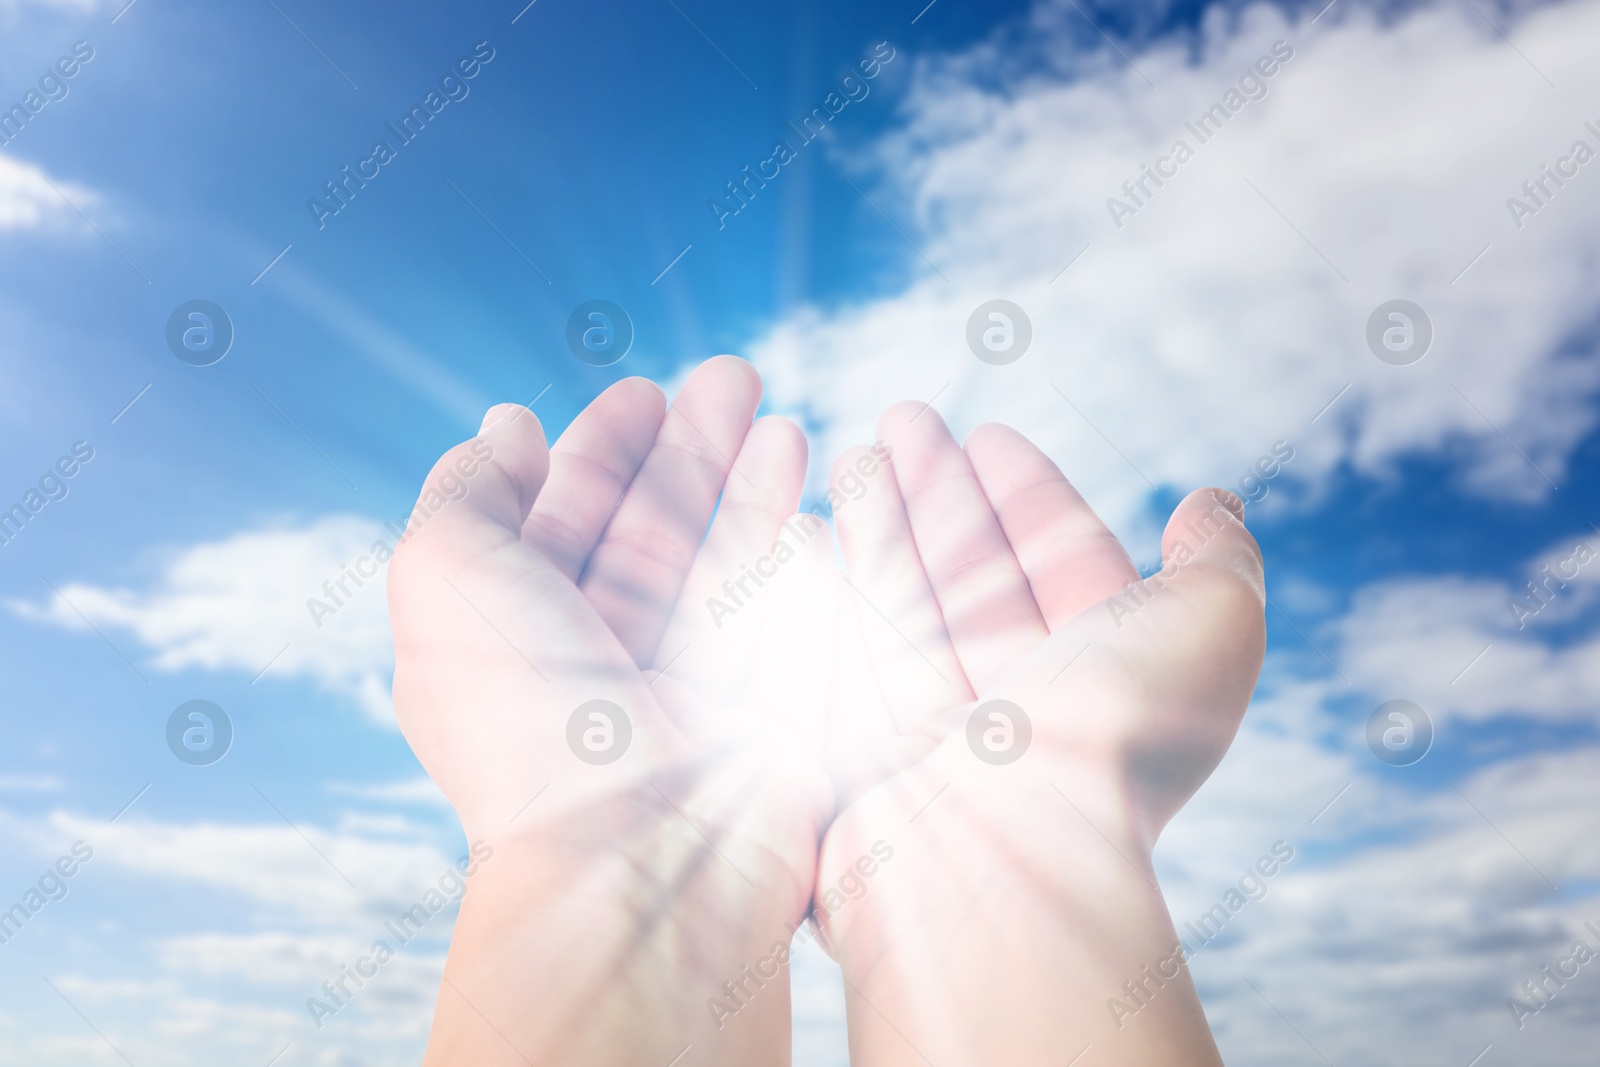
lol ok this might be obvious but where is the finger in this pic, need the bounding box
[964,423,1139,630]
[579,355,763,665]
[1098,488,1266,826]
[1157,489,1263,596]
[522,377,666,579]
[399,404,551,558]
[387,408,662,829]
[657,415,809,689]
[1108,488,1265,706]
[1111,488,1264,654]
[878,402,1048,691]
[832,442,970,733]
[388,404,570,664]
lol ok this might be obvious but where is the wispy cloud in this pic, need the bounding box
[2,807,458,926]
[0,156,96,232]
[1163,740,1600,1066]
[0,773,64,792]
[326,777,450,807]
[1333,542,1600,723]
[8,516,399,723]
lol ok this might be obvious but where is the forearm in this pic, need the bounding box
[425,793,813,1066]
[823,766,1222,1067]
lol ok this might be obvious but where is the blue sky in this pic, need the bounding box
[2,0,1599,1063]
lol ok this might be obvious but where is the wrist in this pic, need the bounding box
[817,749,1218,1067]
[820,754,1155,950]
[426,758,826,1067]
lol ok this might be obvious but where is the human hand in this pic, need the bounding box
[388,356,833,1066]
[812,403,1265,1066]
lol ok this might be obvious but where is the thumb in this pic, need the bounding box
[387,403,563,662]
[1157,488,1264,601]
[1099,487,1266,831]
[402,404,550,555]
[1117,486,1265,682]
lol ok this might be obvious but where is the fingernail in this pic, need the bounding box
[479,405,515,434]
[1208,487,1246,519]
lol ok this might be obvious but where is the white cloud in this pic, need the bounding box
[326,776,450,808]
[0,773,63,792]
[8,515,399,723]
[0,156,95,232]
[50,975,181,1000]
[1331,532,1600,722]
[1163,744,1600,1066]
[155,930,445,990]
[1137,627,1600,1064]
[751,0,1600,555]
[0,804,471,1062]
[3,807,461,928]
